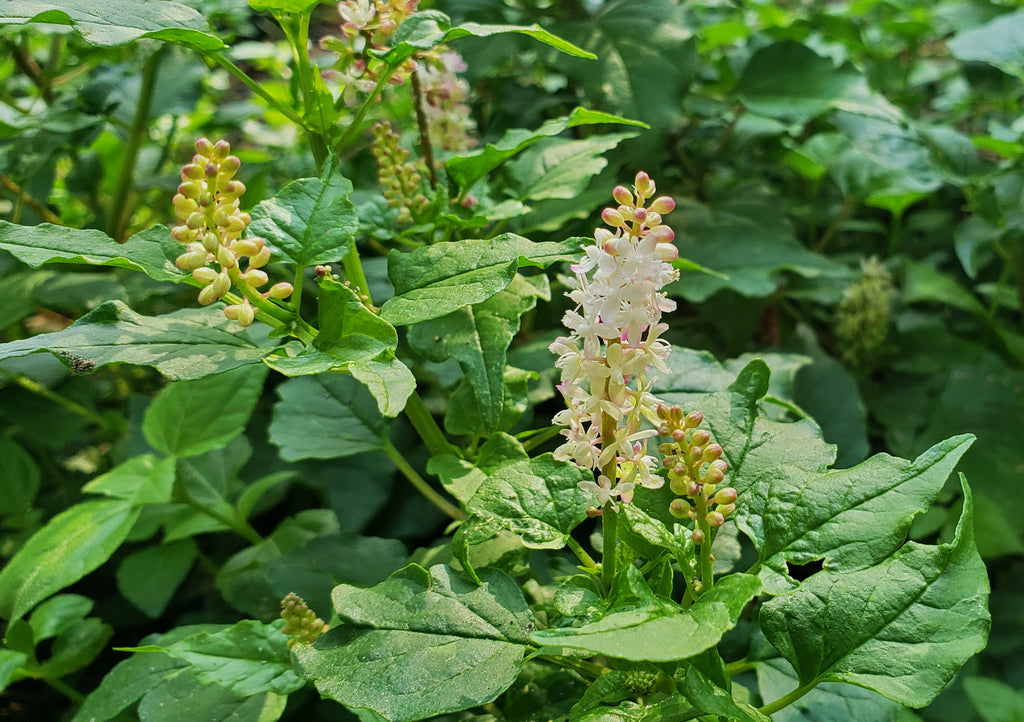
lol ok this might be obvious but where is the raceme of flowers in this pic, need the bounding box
[550,172,681,507]
[172,138,292,327]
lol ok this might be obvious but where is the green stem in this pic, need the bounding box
[759,681,818,716]
[381,438,464,519]
[342,245,372,302]
[693,489,715,594]
[108,47,162,241]
[183,497,263,545]
[535,653,606,680]
[726,659,755,675]
[0,368,117,432]
[284,11,329,170]
[204,52,308,128]
[45,677,85,704]
[334,64,401,153]
[410,68,438,190]
[566,536,600,573]
[601,501,618,591]
[402,391,459,458]
[519,424,562,452]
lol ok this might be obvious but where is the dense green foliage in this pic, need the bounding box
[0,1,1019,720]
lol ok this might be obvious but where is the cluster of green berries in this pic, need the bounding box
[656,405,737,544]
[371,122,430,224]
[172,138,292,326]
[280,592,328,649]
[835,256,893,365]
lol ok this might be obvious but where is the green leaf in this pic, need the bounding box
[963,676,1024,722]
[549,0,698,130]
[293,564,533,722]
[268,374,385,461]
[27,594,93,643]
[123,620,304,697]
[446,107,646,194]
[683,665,770,722]
[739,434,974,594]
[408,274,548,430]
[142,364,268,458]
[35,616,113,679]
[444,366,535,436]
[755,658,900,722]
[248,162,357,268]
[117,540,197,618]
[0,499,140,622]
[0,649,27,693]
[82,454,177,505]
[0,0,226,49]
[736,41,863,123]
[0,437,40,515]
[530,574,761,661]
[0,223,186,283]
[670,191,843,302]
[507,133,639,201]
[379,10,596,69]
[0,301,269,379]
[464,453,594,549]
[137,669,288,722]
[948,9,1024,78]
[759,478,990,708]
[381,234,581,326]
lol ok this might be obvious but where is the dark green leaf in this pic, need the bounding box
[507,133,638,201]
[963,676,1024,722]
[27,594,93,643]
[136,668,288,722]
[530,574,761,661]
[760,478,990,708]
[142,364,268,458]
[755,658,900,722]
[117,540,197,618]
[293,564,532,722]
[0,301,269,380]
[268,374,386,461]
[381,234,581,326]
[35,616,113,679]
[0,437,40,515]
[682,664,770,722]
[0,650,27,693]
[248,162,358,268]
[0,222,186,283]
[0,499,140,622]
[736,41,863,123]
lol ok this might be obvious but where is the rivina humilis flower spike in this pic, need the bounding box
[550,171,681,510]
[280,592,328,649]
[172,138,293,327]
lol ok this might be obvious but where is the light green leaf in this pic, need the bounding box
[446,108,645,194]
[683,665,770,722]
[27,594,93,643]
[464,453,594,549]
[142,364,268,458]
[381,234,581,326]
[380,10,595,69]
[349,356,415,418]
[948,9,1024,78]
[137,669,288,722]
[0,301,269,379]
[268,374,385,461]
[736,41,863,123]
[0,499,140,622]
[249,0,321,12]
[0,0,226,50]
[248,162,357,268]
[408,274,548,430]
[82,454,176,505]
[123,620,304,697]
[0,223,186,283]
[530,574,762,661]
[117,540,197,618]
[508,133,638,201]
[760,478,990,708]
[0,649,27,693]
[963,676,1024,722]
[740,434,974,593]
[293,564,532,722]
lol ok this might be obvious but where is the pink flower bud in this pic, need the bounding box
[181,163,204,181]
[692,529,705,544]
[685,410,704,428]
[704,467,725,484]
[687,481,702,497]
[656,243,679,262]
[648,225,675,243]
[212,139,231,160]
[649,196,675,214]
[220,155,241,177]
[205,162,218,178]
[702,444,723,462]
[601,208,625,227]
[714,487,738,505]
[612,186,633,206]
[691,430,711,446]
[195,137,215,157]
[634,171,655,197]
[669,498,691,518]
[706,511,725,527]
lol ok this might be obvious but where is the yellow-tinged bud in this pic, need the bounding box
[195,137,215,157]
[176,251,208,270]
[612,185,633,206]
[713,487,738,505]
[216,245,238,269]
[201,233,220,253]
[669,498,691,518]
[248,246,272,269]
[241,269,268,287]
[212,271,231,298]
[691,430,711,447]
[692,529,705,544]
[265,282,294,299]
[717,503,736,517]
[649,196,675,214]
[192,267,219,284]
[197,283,220,306]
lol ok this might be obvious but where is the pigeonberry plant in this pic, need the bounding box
[0,1,1008,721]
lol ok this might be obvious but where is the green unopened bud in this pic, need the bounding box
[691,529,705,544]
[702,444,723,462]
[669,476,689,496]
[241,269,268,287]
[685,410,703,428]
[690,429,711,447]
[669,498,691,518]
[175,250,208,270]
[717,503,736,517]
[248,246,272,269]
[713,487,738,505]
[216,245,238,269]
[265,282,294,299]
[211,139,231,160]
[703,467,725,485]
[232,239,262,257]
[706,511,725,527]
[195,137,215,157]
[280,592,327,649]
[197,283,220,306]
[192,267,219,284]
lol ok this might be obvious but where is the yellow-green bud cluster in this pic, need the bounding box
[371,122,429,225]
[172,138,292,326]
[624,668,658,696]
[835,256,893,365]
[280,592,328,649]
[657,405,737,542]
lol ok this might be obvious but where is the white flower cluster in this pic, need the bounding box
[550,172,681,506]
